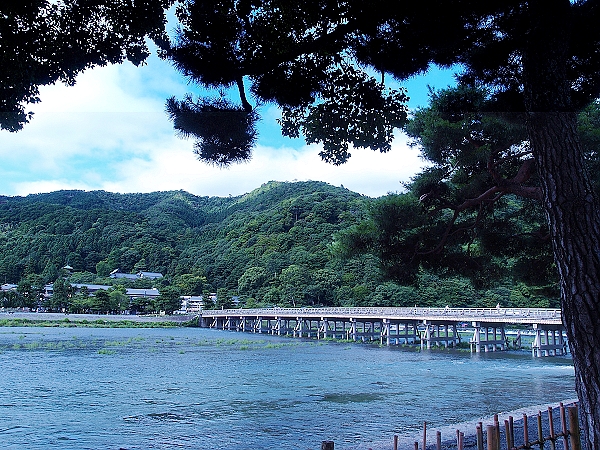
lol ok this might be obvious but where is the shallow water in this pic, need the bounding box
[0,327,576,449]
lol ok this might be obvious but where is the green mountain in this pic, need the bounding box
[0,181,383,306]
[0,181,559,309]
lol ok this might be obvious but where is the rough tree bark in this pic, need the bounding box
[530,110,600,450]
[524,2,600,449]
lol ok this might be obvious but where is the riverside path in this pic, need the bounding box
[198,307,566,357]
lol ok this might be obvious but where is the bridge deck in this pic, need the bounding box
[199,307,566,357]
[200,307,562,325]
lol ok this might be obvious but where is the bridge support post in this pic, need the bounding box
[471,322,481,353]
[381,318,391,346]
[320,318,328,339]
[421,324,432,350]
[400,321,418,345]
[332,320,339,339]
[533,327,542,357]
[254,317,262,334]
[452,323,459,347]
[275,317,281,335]
[367,321,375,342]
[470,322,506,353]
[349,318,357,341]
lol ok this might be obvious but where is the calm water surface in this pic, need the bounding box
[0,327,575,450]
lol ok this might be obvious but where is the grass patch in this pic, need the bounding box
[98,348,116,355]
[0,318,182,328]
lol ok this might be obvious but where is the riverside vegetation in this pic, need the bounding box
[0,179,565,313]
[0,317,193,328]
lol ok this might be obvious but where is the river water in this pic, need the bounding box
[0,327,575,450]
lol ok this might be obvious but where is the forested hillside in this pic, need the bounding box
[0,180,559,309]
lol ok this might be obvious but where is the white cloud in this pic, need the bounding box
[92,134,425,198]
[0,56,428,199]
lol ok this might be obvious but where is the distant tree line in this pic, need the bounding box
[0,180,571,311]
[1,277,183,315]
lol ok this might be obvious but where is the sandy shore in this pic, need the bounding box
[383,399,580,450]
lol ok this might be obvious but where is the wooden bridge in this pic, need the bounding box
[198,307,567,357]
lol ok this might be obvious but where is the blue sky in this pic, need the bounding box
[0,52,456,199]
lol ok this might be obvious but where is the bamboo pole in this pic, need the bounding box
[476,424,484,450]
[523,414,529,448]
[459,432,464,450]
[568,405,581,450]
[548,407,556,450]
[494,415,501,449]
[537,411,544,450]
[487,425,498,450]
[436,431,442,450]
[423,422,427,450]
[509,416,515,448]
[560,403,569,450]
[505,419,512,450]
[394,435,398,450]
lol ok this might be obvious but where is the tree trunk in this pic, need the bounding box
[528,111,600,450]
[524,2,600,449]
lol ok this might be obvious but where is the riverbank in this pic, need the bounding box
[387,399,581,450]
[0,311,198,327]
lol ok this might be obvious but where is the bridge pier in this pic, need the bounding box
[393,321,419,345]
[253,317,262,333]
[348,318,357,341]
[380,319,414,346]
[319,318,328,339]
[470,322,506,353]
[272,317,294,336]
[381,318,390,346]
[382,319,417,346]
[420,321,460,349]
[294,317,303,337]
[532,324,568,357]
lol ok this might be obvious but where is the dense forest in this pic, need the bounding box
[0,180,559,310]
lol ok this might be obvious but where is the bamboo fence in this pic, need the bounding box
[321,402,581,450]
[402,403,581,450]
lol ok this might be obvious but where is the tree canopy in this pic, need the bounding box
[164,0,600,164]
[0,0,173,131]
[337,88,600,302]
[166,0,412,164]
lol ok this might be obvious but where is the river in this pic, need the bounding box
[0,326,576,449]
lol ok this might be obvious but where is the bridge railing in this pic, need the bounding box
[200,306,562,322]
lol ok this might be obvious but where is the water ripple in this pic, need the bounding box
[0,326,576,450]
